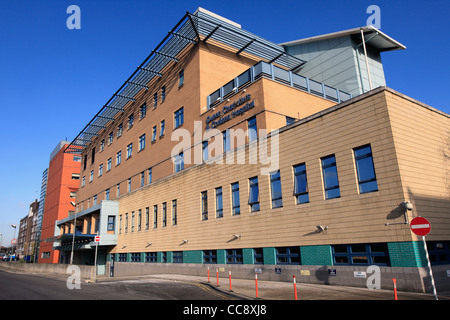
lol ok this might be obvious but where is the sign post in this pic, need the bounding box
[410,217,438,300]
[93,233,99,283]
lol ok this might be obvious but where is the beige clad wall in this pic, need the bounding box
[385,90,450,241]
[112,88,446,254]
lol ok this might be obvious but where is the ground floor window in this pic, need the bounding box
[130,252,141,262]
[173,251,183,263]
[332,243,389,266]
[203,250,217,264]
[145,252,157,263]
[226,249,243,264]
[427,241,450,265]
[276,247,301,265]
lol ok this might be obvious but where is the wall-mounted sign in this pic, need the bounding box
[328,269,337,277]
[205,94,255,129]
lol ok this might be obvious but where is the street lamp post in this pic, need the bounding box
[10,225,16,262]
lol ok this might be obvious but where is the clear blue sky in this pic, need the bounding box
[0,0,449,245]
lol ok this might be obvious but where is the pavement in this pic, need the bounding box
[96,273,450,300]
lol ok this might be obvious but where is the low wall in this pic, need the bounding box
[110,262,450,293]
[0,262,94,281]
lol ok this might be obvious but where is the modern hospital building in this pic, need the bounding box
[55,8,450,293]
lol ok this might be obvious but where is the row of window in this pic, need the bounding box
[83,69,185,172]
[119,200,178,234]
[81,105,183,187]
[200,144,377,219]
[115,242,390,266]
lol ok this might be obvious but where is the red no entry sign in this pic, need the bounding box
[410,216,431,236]
[95,236,100,242]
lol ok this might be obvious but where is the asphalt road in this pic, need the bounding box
[0,269,231,300]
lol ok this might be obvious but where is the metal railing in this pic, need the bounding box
[207,61,352,108]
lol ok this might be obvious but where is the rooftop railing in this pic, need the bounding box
[207,61,352,109]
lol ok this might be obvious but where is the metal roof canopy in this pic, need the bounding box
[64,8,306,154]
[280,25,406,52]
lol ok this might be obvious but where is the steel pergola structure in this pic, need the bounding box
[64,9,306,154]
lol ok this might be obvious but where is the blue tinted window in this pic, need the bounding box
[270,170,283,208]
[293,163,309,204]
[321,155,340,199]
[354,145,378,193]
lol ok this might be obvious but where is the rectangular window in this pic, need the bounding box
[249,177,260,212]
[82,176,85,187]
[332,243,389,266]
[128,178,131,192]
[131,211,135,232]
[173,251,183,263]
[130,253,140,262]
[226,249,243,264]
[128,114,134,129]
[153,92,158,108]
[138,209,142,231]
[91,147,95,164]
[254,248,264,264]
[203,250,216,264]
[140,103,146,119]
[172,199,177,226]
[153,205,158,228]
[105,188,110,200]
[354,144,378,194]
[152,126,157,142]
[174,152,184,172]
[107,158,112,171]
[127,143,133,158]
[231,182,240,215]
[162,202,167,227]
[118,253,127,262]
[174,107,184,129]
[178,69,184,87]
[117,183,120,197]
[215,187,223,218]
[148,168,152,184]
[93,195,97,205]
[125,213,128,233]
[100,139,105,151]
[201,191,208,221]
[107,216,115,231]
[117,123,123,137]
[270,170,283,208]
[119,215,122,234]
[98,164,103,177]
[145,252,157,263]
[276,247,301,265]
[160,120,165,137]
[202,141,208,162]
[145,207,149,230]
[293,163,309,204]
[140,171,145,187]
[116,151,121,165]
[139,134,146,151]
[223,130,230,152]
[247,116,257,142]
[71,173,80,180]
[321,154,340,199]
[90,170,94,182]
[109,132,113,145]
